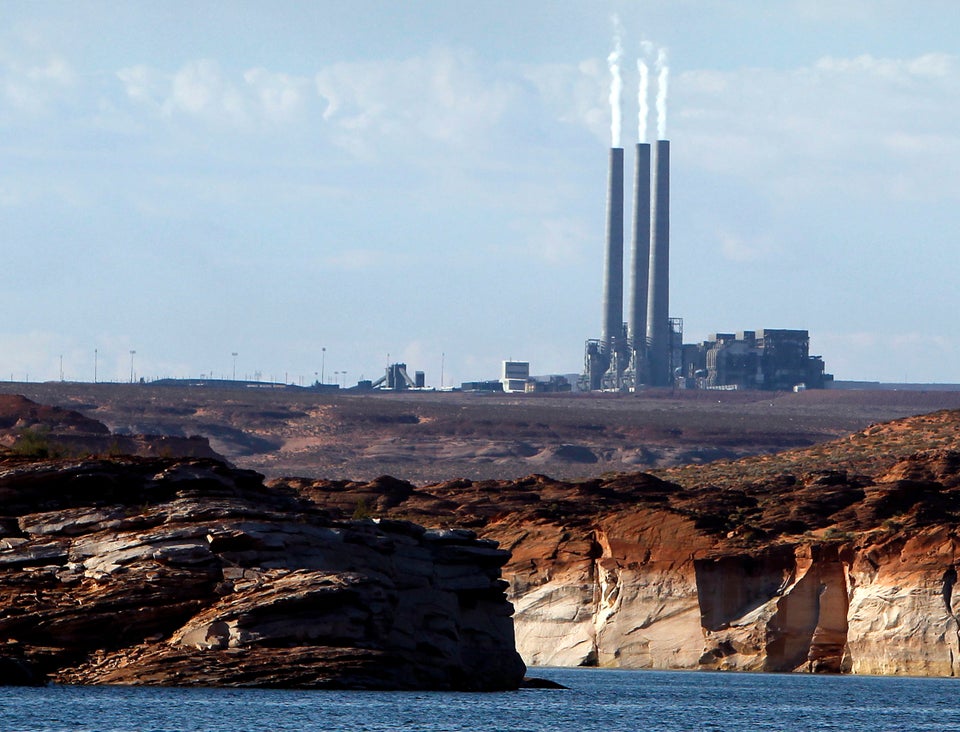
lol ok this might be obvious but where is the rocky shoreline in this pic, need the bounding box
[0,455,524,690]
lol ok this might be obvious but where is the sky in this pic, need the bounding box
[2,0,959,386]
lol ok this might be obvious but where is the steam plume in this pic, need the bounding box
[608,17,623,147]
[655,47,669,139]
[637,58,649,143]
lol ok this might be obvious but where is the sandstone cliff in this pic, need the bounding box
[282,409,960,676]
[0,456,524,689]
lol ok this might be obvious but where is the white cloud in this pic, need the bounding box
[243,68,308,123]
[1,53,76,114]
[0,185,21,207]
[313,48,522,157]
[815,52,955,80]
[788,0,897,24]
[113,47,527,150]
[524,217,591,265]
[673,52,960,202]
[718,230,778,262]
[322,249,382,270]
[115,65,164,108]
[523,58,609,144]
[117,60,311,131]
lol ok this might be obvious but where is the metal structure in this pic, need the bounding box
[580,140,832,392]
[629,142,652,383]
[646,140,671,386]
[680,329,831,391]
[582,140,670,391]
[370,363,419,390]
[601,148,625,359]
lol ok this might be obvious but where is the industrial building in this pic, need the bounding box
[367,363,425,391]
[680,330,831,391]
[501,361,530,393]
[580,139,674,391]
[579,141,831,392]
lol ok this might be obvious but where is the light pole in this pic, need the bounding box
[321,347,326,385]
[94,348,98,384]
[232,352,238,381]
[129,350,136,383]
[59,354,63,382]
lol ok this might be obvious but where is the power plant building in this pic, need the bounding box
[681,330,831,391]
[580,140,831,392]
[581,139,676,391]
[501,361,530,393]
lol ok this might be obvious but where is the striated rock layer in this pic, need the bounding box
[0,456,525,689]
[281,409,960,676]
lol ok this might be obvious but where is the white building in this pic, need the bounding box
[501,361,530,393]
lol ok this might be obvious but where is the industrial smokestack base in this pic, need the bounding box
[646,139,670,386]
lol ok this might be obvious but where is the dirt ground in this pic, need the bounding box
[2,381,958,484]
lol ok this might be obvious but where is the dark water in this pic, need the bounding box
[3,668,960,732]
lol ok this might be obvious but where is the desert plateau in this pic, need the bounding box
[1,381,958,483]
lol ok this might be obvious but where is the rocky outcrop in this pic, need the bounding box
[6,395,960,680]
[0,456,524,689]
[281,413,960,677]
[0,394,220,461]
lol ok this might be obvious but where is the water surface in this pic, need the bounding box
[3,668,959,731]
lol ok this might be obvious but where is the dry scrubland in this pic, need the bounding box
[0,382,958,483]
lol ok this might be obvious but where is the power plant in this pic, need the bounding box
[577,35,832,392]
[582,138,678,391]
[579,140,831,392]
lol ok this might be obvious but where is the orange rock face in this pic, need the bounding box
[285,416,960,676]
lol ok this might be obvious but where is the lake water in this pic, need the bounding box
[3,667,960,731]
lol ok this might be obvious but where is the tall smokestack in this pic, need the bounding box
[601,147,625,357]
[629,142,651,355]
[646,139,670,385]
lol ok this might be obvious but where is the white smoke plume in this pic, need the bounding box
[608,16,623,147]
[638,40,655,144]
[637,58,649,143]
[655,46,669,139]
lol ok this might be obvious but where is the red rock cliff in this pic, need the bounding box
[285,411,960,676]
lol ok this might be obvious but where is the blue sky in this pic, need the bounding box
[2,1,959,385]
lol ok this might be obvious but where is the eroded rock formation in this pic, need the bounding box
[0,456,524,689]
[6,392,960,680]
[282,409,960,677]
[0,394,219,461]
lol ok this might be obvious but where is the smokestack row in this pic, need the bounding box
[595,139,670,388]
